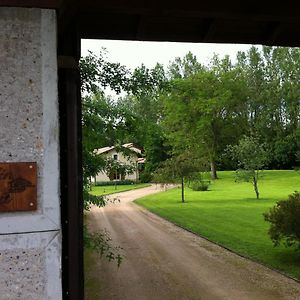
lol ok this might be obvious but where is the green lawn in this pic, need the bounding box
[135,170,300,279]
[84,249,101,299]
[90,183,150,196]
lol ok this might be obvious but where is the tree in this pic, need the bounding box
[154,151,207,203]
[80,51,134,265]
[235,46,300,170]
[80,51,169,263]
[80,50,131,95]
[228,136,269,199]
[163,65,247,179]
[263,192,300,250]
[104,157,135,182]
[168,51,204,79]
[117,63,170,179]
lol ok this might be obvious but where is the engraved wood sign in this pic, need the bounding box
[0,162,37,212]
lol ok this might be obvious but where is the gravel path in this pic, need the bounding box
[86,184,300,300]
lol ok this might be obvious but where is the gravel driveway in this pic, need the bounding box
[86,184,300,300]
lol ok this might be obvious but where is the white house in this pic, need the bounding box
[95,143,145,182]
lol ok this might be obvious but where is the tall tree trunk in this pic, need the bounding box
[181,176,185,203]
[210,161,218,180]
[253,175,259,199]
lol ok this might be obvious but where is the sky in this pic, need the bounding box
[81,39,255,70]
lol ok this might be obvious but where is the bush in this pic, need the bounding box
[95,180,135,186]
[139,171,153,183]
[263,192,300,249]
[191,180,210,191]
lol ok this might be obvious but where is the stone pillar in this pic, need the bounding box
[0,7,61,299]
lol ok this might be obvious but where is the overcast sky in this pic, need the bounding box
[81,39,255,70]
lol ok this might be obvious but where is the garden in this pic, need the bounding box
[135,170,300,279]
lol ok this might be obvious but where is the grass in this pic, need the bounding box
[84,249,102,299]
[90,183,151,196]
[135,170,300,279]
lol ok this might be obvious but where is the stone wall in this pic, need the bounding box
[0,7,61,299]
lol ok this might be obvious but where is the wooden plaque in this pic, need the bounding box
[0,162,37,212]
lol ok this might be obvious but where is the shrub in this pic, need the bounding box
[191,180,210,191]
[139,171,153,183]
[95,180,135,186]
[263,192,300,249]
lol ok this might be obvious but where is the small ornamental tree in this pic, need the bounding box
[154,151,207,203]
[105,157,135,187]
[228,136,268,199]
[263,192,300,250]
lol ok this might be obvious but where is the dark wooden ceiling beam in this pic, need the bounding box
[202,19,217,42]
[57,0,80,38]
[265,22,285,45]
[78,11,300,47]
[78,1,300,23]
[0,0,60,8]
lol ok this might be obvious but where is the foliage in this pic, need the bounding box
[227,136,269,199]
[104,157,135,181]
[191,181,210,191]
[81,72,138,209]
[81,51,135,265]
[136,170,300,279]
[80,45,300,265]
[90,184,151,196]
[235,46,300,170]
[80,50,131,94]
[81,51,169,265]
[84,226,124,267]
[117,63,170,175]
[189,172,211,191]
[139,171,153,183]
[95,180,135,186]
[167,51,204,79]
[263,192,300,250]
[154,151,209,202]
[163,46,300,173]
[162,62,248,179]
[83,188,108,211]
[229,136,269,170]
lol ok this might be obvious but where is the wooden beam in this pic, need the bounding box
[0,0,60,8]
[58,24,83,300]
[265,22,284,45]
[202,18,217,42]
[78,1,300,23]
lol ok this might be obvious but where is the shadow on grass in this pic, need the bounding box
[273,248,300,265]
[84,249,102,299]
[269,248,300,279]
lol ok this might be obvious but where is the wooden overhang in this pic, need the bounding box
[2,1,300,46]
[2,1,300,299]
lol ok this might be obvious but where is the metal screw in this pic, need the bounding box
[29,165,33,169]
[29,202,34,207]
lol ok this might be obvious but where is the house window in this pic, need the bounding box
[113,172,121,180]
[113,154,118,160]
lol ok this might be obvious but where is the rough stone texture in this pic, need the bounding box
[0,7,60,233]
[0,7,61,299]
[0,231,61,300]
[0,249,46,299]
[0,8,42,164]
